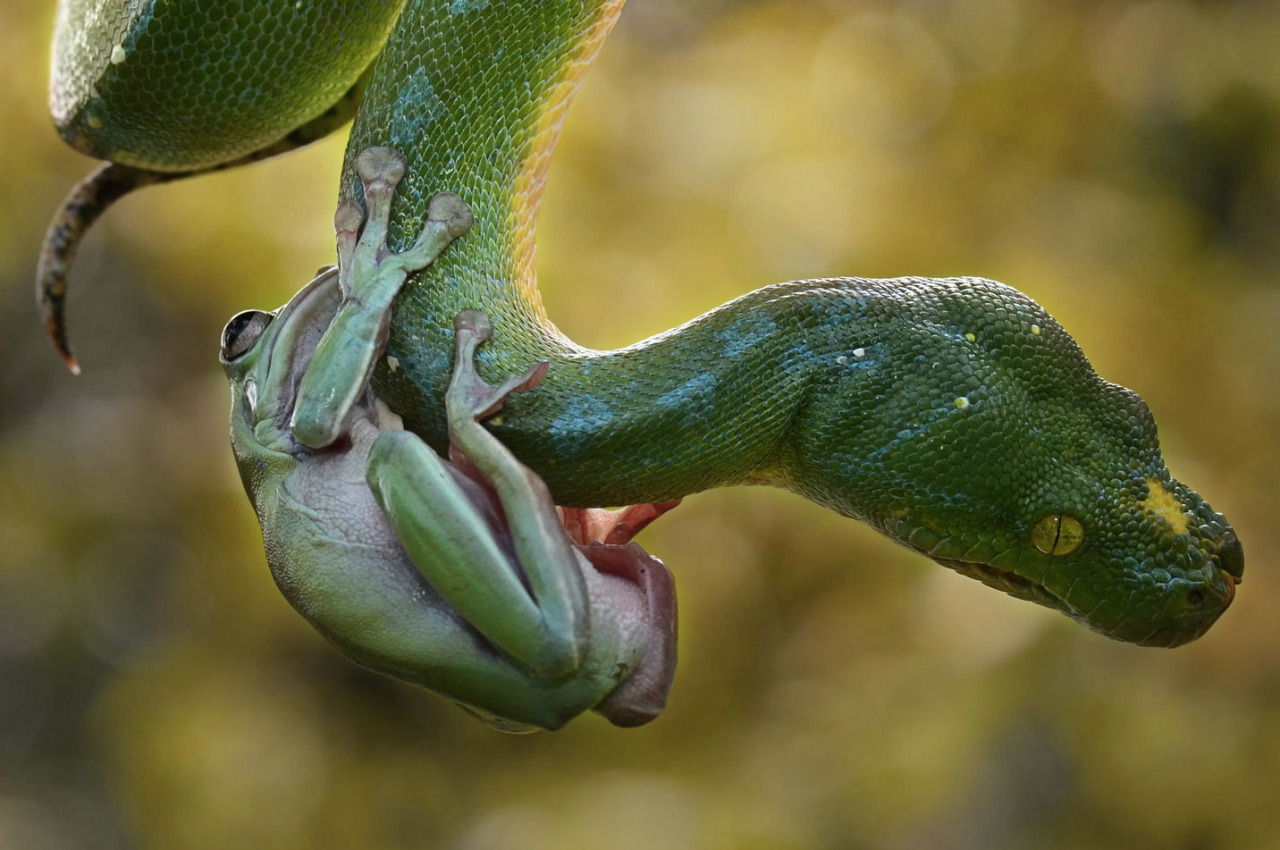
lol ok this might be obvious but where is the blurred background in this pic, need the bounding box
[3,0,1279,847]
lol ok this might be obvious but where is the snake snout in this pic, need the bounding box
[1215,530,1244,582]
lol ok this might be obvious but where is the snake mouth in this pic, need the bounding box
[1218,569,1238,606]
[930,557,1063,611]
[933,553,1237,647]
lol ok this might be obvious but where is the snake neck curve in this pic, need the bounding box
[343,0,802,506]
[337,2,987,514]
[341,0,620,350]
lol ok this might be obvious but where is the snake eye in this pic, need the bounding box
[1031,514,1085,556]
[220,310,273,362]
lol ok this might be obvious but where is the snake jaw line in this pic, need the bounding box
[934,556,1063,612]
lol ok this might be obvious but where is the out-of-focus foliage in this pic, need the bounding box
[2,0,1278,847]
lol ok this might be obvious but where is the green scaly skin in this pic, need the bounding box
[48,0,1242,647]
[50,0,406,170]
[343,0,1241,646]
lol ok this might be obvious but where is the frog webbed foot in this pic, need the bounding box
[447,310,550,429]
[558,502,681,726]
[561,502,684,547]
[580,540,678,727]
[292,146,473,449]
[334,147,473,295]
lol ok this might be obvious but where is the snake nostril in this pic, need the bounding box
[1186,588,1206,608]
[1216,531,1245,581]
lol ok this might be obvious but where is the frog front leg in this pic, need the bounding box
[365,312,679,724]
[292,146,473,449]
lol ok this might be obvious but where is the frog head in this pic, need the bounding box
[218,269,342,497]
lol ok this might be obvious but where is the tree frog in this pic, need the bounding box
[219,148,678,731]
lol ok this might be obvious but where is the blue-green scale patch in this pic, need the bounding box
[550,395,615,450]
[719,312,777,358]
[656,372,719,410]
[390,70,445,151]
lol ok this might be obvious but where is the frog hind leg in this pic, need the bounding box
[450,310,680,726]
[444,309,587,675]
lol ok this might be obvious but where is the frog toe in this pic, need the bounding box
[352,147,402,260]
[426,192,474,241]
[354,146,406,189]
[449,310,548,423]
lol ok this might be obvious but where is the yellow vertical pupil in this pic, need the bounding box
[1032,514,1085,555]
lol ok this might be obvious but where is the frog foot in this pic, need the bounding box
[560,502,683,547]
[448,310,549,428]
[586,540,679,727]
[334,147,473,296]
[562,501,681,727]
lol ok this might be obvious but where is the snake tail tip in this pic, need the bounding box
[41,313,82,375]
[58,345,82,375]
[36,163,167,382]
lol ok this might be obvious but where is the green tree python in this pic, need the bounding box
[40,0,1243,725]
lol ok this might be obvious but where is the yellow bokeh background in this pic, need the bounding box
[2,1,1278,847]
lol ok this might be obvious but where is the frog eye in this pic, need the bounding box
[1031,514,1085,556]
[220,310,273,362]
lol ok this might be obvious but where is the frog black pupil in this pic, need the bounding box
[222,310,271,360]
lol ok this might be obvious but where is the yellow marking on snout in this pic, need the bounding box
[1139,477,1190,534]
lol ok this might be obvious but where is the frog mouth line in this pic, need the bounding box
[930,556,1063,612]
[261,269,342,420]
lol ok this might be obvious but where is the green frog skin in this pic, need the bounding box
[45,0,1242,649]
[222,149,677,731]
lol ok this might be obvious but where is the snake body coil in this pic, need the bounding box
[44,0,1243,646]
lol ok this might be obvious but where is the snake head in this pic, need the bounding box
[878,389,1243,648]
[798,278,1241,647]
